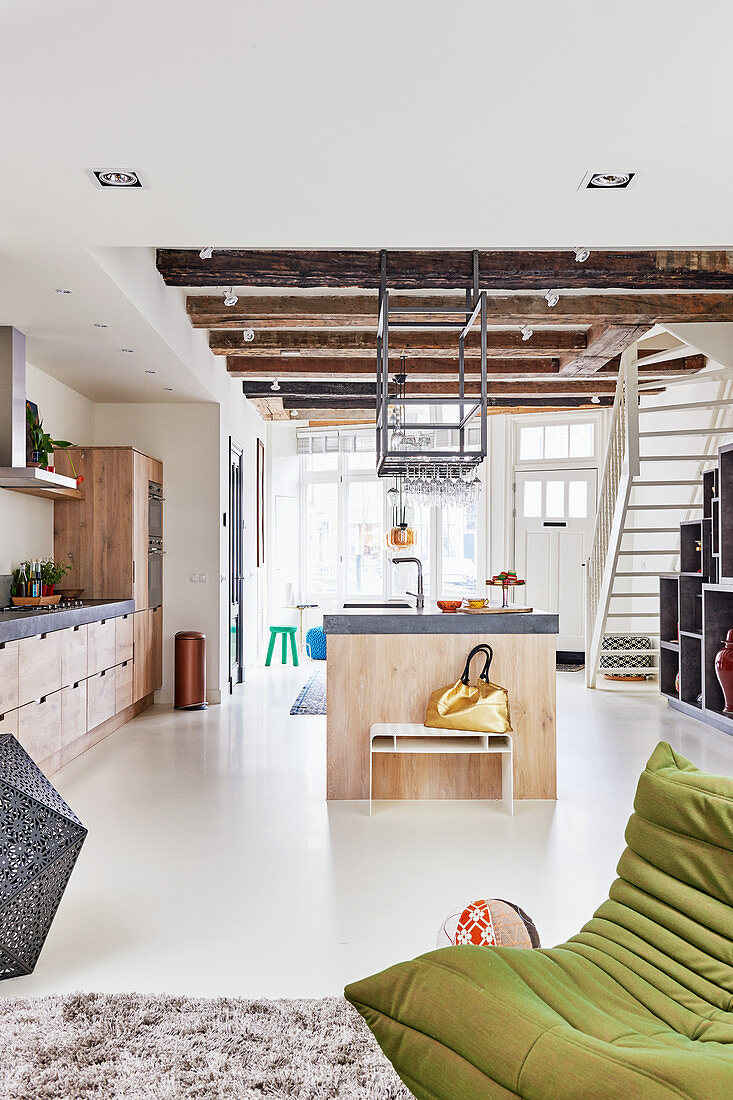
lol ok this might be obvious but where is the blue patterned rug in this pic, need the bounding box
[290,670,326,715]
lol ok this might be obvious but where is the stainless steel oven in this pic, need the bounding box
[148,537,163,608]
[148,481,163,540]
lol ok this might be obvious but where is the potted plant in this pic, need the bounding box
[40,559,71,596]
[25,406,77,476]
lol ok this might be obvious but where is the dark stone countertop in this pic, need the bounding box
[323,603,558,635]
[0,599,135,644]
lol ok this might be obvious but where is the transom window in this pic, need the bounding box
[518,421,595,463]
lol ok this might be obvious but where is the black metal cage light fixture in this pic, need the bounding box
[375,252,488,481]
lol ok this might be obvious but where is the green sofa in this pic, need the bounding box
[346,742,733,1098]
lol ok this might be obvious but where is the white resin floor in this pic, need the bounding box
[2,665,733,1001]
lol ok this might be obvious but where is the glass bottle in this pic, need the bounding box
[18,564,27,598]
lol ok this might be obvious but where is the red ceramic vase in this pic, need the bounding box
[714,629,733,714]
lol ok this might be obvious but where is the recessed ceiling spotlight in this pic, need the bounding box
[55,288,72,294]
[587,172,634,189]
[243,328,255,342]
[520,325,533,341]
[89,169,144,188]
[271,379,281,391]
[224,287,238,307]
[145,369,156,374]
[590,395,601,404]
[199,246,214,259]
[573,247,591,263]
[121,348,134,353]
[545,290,560,308]
[93,322,108,328]
[290,410,299,418]
[280,350,302,357]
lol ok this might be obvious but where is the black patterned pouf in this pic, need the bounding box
[0,735,87,978]
[600,634,652,681]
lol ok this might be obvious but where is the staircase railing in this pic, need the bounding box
[585,346,639,687]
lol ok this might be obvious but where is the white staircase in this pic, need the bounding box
[586,347,733,688]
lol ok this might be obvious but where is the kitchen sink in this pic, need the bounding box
[343,600,411,609]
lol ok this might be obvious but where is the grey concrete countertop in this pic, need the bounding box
[0,599,135,644]
[324,602,558,635]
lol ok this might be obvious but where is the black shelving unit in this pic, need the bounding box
[660,443,733,735]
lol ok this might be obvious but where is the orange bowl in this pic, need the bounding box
[437,600,462,613]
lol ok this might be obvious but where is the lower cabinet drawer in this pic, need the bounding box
[0,640,19,714]
[17,691,63,765]
[116,660,134,713]
[18,631,62,706]
[116,614,134,664]
[0,709,19,738]
[60,624,88,687]
[87,667,117,730]
[61,680,87,747]
[88,618,117,677]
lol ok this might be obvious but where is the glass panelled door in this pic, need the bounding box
[346,480,384,597]
[514,468,597,652]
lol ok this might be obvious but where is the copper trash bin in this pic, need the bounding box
[174,631,208,710]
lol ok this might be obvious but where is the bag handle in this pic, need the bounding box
[460,644,494,686]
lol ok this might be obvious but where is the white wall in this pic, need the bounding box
[0,362,95,574]
[268,424,300,628]
[94,403,222,704]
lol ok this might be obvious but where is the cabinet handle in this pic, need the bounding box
[41,633,47,640]
[40,695,47,704]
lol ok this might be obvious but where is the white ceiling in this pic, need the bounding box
[0,1,731,400]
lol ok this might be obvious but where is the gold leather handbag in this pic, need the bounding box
[425,644,512,733]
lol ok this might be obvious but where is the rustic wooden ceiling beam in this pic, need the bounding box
[158,249,733,290]
[241,379,625,398]
[188,291,733,328]
[280,395,615,411]
[558,324,649,376]
[227,356,561,376]
[210,329,586,357]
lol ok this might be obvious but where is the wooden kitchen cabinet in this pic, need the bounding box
[59,624,87,687]
[18,631,61,706]
[116,659,134,712]
[115,613,134,664]
[87,667,117,730]
[18,691,62,768]
[133,609,154,702]
[61,680,87,747]
[87,618,117,676]
[151,605,163,690]
[0,640,19,715]
[54,446,163,612]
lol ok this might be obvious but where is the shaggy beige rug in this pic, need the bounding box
[0,993,412,1099]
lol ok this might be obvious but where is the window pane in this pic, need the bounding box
[523,480,542,518]
[569,422,594,458]
[519,425,543,461]
[441,503,477,597]
[305,483,338,595]
[347,450,376,471]
[347,482,384,595]
[391,501,431,598]
[568,480,588,518]
[305,452,338,472]
[544,424,569,460]
[545,480,565,517]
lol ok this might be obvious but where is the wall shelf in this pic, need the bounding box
[0,466,81,501]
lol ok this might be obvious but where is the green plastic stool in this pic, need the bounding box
[265,625,299,667]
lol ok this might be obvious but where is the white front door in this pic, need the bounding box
[514,468,597,652]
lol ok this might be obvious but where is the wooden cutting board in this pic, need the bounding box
[457,605,533,614]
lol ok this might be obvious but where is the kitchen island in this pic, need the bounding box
[324,605,558,802]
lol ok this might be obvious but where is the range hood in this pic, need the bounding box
[0,327,79,499]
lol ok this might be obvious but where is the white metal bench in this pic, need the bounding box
[369,723,513,815]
